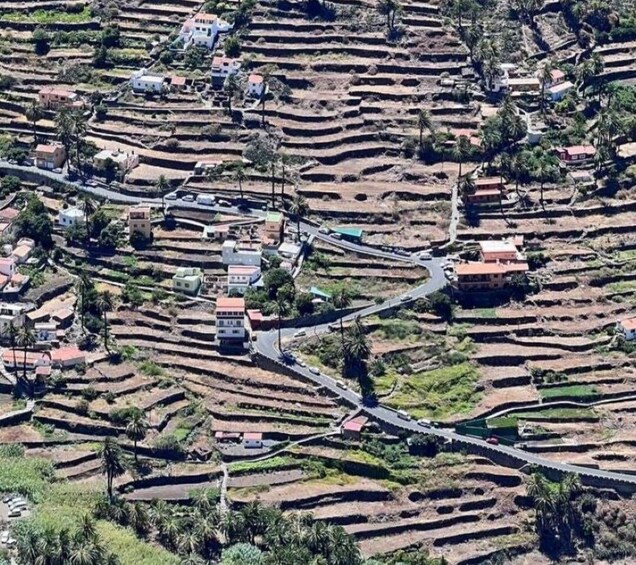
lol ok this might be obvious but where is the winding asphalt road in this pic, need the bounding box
[5,160,636,488]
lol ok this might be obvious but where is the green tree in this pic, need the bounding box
[125,409,148,463]
[32,28,49,55]
[224,74,238,116]
[16,326,36,392]
[452,135,471,178]
[221,543,263,565]
[417,109,433,153]
[25,100,43,146]
[224,36,241,58]
[96,291,114,352]
[378,0,402,34]
[539,60,554,115]
[289,192,308,238]
[233,163,246,200]
[99,437,126,501]
[332,287,352,344]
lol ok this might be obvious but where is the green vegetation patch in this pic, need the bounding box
[96,521,180,565]
[386,362,481,420]
[512,408,599,421]
[2,6,92,23]
[539,384,599,400]
[228,456,297,475]
[0,445,54,501]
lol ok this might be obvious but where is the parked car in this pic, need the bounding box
[486,437,499,445]
[397,410,411,421]
[336,380,346,389]
[400,294,413,302]
[318,227,330,234]
[309,366,320,375]
[417,251,432,259]
[182,194,195,202]
[294,330,306,338]
[417,418,431,426]
[331,233,342,240]
[165,192,178,200]
[196,194,215,205]
[7,510,21,518]
[217,200,231,207]
[244,440,263,449]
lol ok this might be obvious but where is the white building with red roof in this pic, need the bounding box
[247,74,264,98]
[216,297,246,344]
[618,317,636,341]
[211,56,241,79]
[178,11,233,50]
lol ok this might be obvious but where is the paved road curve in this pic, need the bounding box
[6,160,636,489]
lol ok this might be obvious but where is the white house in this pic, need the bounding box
[222,240,262,267]
[0,302,27,337]
[130,69,167,94]
[179,12,233,50]
[94,149,139,173]
[0,257,16,279]
[618,317,636,341]
[227,265,261,295]
[35,322,57,342]
[211,56,241,79]
[548,81,574,101]
[58,207,85,228]
[216,297,245,344]
[247,74,264,98]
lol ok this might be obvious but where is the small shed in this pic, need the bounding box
[341,416,368,441]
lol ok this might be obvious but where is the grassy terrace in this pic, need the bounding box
[539,384,599,400]
[1,7,93,23]
[385,362,482,420]
[489,408,599,428]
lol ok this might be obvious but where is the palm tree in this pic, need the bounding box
[234,163,246,200]
[452,135,470,178]
[342,317,370,385]
[224,74,238,116]
[125,410,147,463]
[536,158,555,213]
[81,194,97,225]
[128,502,151,536]
[96,291,114,352]
[539,61,554,115]
[269,159,277,209]
[289,193,309,238]
[71,110,88,177]
[75,271,92,332]
[272,294,289,352]
[3,322,18,373]
[25,100,43,146]
[68,542,101,565]
[16,326,36,385]
[99,437,126,501]
[55,108,74,172]
[332,287,352,344]
[458,174,475,203]
[417,109,433,153]
[157,175,169,212]
[279,153,290,204]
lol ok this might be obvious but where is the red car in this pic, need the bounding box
[486,437,499,445]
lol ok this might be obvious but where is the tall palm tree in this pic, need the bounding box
[157,175,169,213]
[417,109,432,153]
[233,163,246,200]
[75,271,92,332]
[3,322,18,372]
[269,159,277,209]
[452,135,470,178]
[96,290,114,352]
[25,100,43,146]
[177,531,201,556]
[224,74,238,116]
[125,410,147,463]
[279,153,290,205]
[16,326,36,384]
[332,287,351,343]
[273,294,289,352]
[99,437,126,501]
[82,194,97,225]
[71,110,88,177]
[289,193,308,238]
[539,61,554,115]
[55,108,74,172]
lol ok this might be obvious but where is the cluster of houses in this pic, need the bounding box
[491,63,575,102]
[454,237,529,292]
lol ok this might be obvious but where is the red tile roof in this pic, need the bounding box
[217,297,245,310]
[50,346,84,364]
[620,317,636,331]
[456,262,508,276]
[243,432,263,440]
[249,74,263,84]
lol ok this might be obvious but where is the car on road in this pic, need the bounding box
[336,380,346,389]
[165,192,178,200]
[182,194,195,202]
[417,418,431,426]
[486,437,499,445]
[309,366,320,375]
[400,294,413,302]
[417,251,432,259]
[196,194,215,205]
[327,324,338,332]
[298,360,306,368]
[294,330,306,338]
[87,180,98,187]
[7,510,21,518]
[217,199,231,207]
[397,410,411,421]
[318,227,330,234]
[331,233,342,239]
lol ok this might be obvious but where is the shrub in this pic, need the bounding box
[224,36,241,57]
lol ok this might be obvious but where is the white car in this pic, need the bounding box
[418,251,432,260]
[318,227,330,234]
[309,366,320,375]
[165,192,178,200]
[217,200,231,207]
[182,194,195,202]
[7,510,21,518]
[397,410,411,421]
[1,531,9,544]
[336,380,346,389]
[417,418,431,426]
[400,294,413,302]
[196,194,215,205]
[294,330,306,338]
[331,233,342,240]
[298,360,306,368]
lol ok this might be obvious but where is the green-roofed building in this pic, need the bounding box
[309,286,332,300]
[333,227,363,242]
